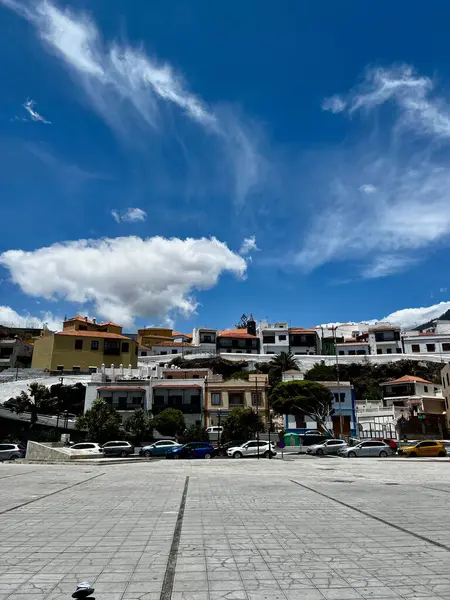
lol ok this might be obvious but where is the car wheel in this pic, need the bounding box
[174,454,180,459]
[143,450,152,457]
[9,455,18,460]
[233,451,243,459]
[120,451,127,457]
[409,452,417,457]
[204,453,212,459]
[379,451,388,458]
[348,451,356,458]
[263,451,270,458]
[316,448,324,456]
[438,451,446,457]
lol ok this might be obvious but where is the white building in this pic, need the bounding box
[258,321,289,355]
[380,375,444,420]
[355,400,396,434]
[192,328,218,352]
[336,341,370,356]
[368,323,403,355]
[281,369,304,382]
[403,331,450,356]
[289,328,318,355]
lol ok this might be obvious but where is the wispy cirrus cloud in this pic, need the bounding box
[0,0,264,207]
[23,98,51,123]
[111,207,147,224]
[239,236,259,255]
[296,65,450,277]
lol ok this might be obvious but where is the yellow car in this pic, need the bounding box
[399,440,447,458]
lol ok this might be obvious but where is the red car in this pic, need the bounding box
[374,438,398,451]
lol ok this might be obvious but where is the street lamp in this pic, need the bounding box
[217,408,222,448]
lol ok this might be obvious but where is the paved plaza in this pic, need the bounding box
[2,457,450,600]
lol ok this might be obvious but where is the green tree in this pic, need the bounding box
[76,398,122,443]
[271,380,334,435]
[227,370,250,381]
[49,382,86,415]
[152,408,186,438]
[12,382,58,428]
[124,409,152,444]
[179,424,209,444]
[235,314,248,329]
[268,351,299,385]
[221,407,265,442]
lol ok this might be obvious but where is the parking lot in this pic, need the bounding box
[2,457,450,600]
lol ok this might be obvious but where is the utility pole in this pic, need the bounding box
[333,327,344,438]
[255,376,260,459]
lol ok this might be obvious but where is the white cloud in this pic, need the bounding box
[22,98,51,123]
[0,306,62,331]
[322,95,346,113]
[381,301,450,329]
[296,64,450,277]
[441,287,448,293]
[111,207,147,223]
[2,0,264,206]
[0,235,247,328]
[362,255,419,279]
[359,184,376,194]
[239,236,259,255]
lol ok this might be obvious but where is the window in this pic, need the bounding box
[427,344,436,352]
[91,340,99,351]
[171,350,178,354]
[386,348,392,354]
[446,398,449,410]
[411,344,420,352]
[72,366,81,373]
[78,325,87,331]
[263,335,276,344]
[118,397,127,410]
[444,344,450,352]
[74,339,83,350]
[56,365,64,371]
[396,348,402,353]
[418,441,437,447]
[424,386,428,392]
[333,393,345,403]
[339,351,344,356]
[251,392,262,406]
[160,351,167,355]
[279,335,286,341]
[122,342,129,353]
[141,351,147,356]
[356,350,366,355]
[211,393,221,406]
[348,350,356,356]
[193,375,199,379]
[447,373,450,387]
[377,349,382,355]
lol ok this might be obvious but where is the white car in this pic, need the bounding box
[69,442,104,455]
[227,440,277,459]
[306,439,348,456]
[205,426,223,434]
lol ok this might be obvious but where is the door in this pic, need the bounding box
[417,441,436,457]
[0,444,12,459]
[356,442,373,457]
[244,441,259,456]
[324,440,341,455]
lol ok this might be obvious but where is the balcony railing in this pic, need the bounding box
[229,402,244,408]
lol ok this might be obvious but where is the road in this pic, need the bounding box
[1,457,450,600]
[0,406,77,429]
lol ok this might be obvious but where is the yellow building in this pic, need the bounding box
[31,316,137,373]
[137,327,173,347]
[204,374,269,428]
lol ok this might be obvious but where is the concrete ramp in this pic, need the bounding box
[26,441,74,462]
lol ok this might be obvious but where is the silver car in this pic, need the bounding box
[339,440,394,458]
[307,439,348,455]
[0,443,26,460]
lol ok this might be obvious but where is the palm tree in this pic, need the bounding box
[268,351,299,385]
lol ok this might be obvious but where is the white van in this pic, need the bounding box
[205,426,223,434]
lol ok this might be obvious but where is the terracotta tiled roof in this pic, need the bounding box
[98,321,121,327]
[153,341,194,347]
[65,315,93,323]
[56,330,133,340]
[381,375,434,386]
[218,329,257,338]
[289,327,317,333]
[153,383,202,388]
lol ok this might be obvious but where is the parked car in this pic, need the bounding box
[373,438,398,451]
[69,442,104,455]
[300,434,329,447]
[205,426,223,435]
[227,441,277,459]
[139,440,181,457]
[215,440,246,457]
[339,440,394,458]
[166,442,215,459]
[0,443,26,460]
[102,441,135,457]
[398,440,447,457]
[306,439,348,456]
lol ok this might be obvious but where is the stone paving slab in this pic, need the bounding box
[2,459,450,599]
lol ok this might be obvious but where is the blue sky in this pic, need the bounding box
[2,0,450,332]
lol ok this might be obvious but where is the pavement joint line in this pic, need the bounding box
[0,472,105,516]
[290,478,450,552]
[160,476,190,600]
[0,471,35,481]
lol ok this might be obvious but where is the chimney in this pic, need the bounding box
[247,313,256,336]
[84,316,88,322]
[92,318,96,324]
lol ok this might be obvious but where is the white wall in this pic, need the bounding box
[403,335,450,356]
[336,343,370,356]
